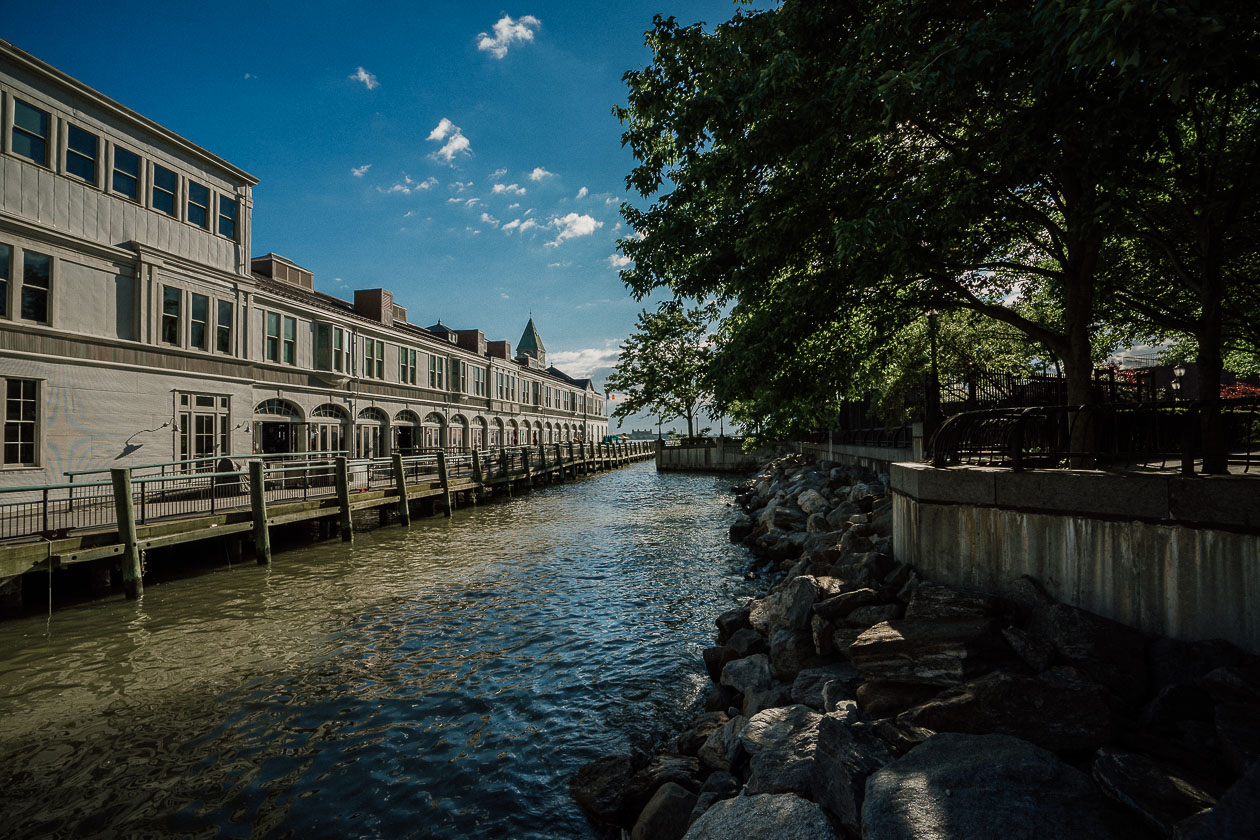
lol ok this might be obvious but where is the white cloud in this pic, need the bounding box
[465,197,482,207]
[447,197,464,204]
[480,211,500,227]
[547,212,603,246]
[489,167,508,179]
[549,340,622,379]
[404,210,417,217]
[350,67,379,90]
[548,260,573,268]
[607,254,632,268]
[450,180,474,192]
[508,202,520,210]
[502,217,543,235]
[605,196,620,206]
[351,164,372,178]
[576,186,589,200]
[243,73,254,80]
[500,292,510,299]
[427,118,472,163]
[378,174,436,195]
[492,183,526,196]
[529,167,556,181]
[477,14,541,60]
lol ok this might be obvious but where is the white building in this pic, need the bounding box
[0,40,608,490]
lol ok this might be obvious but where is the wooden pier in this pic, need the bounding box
[0,441,654,609]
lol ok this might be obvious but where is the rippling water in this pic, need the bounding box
[0,463,756,839]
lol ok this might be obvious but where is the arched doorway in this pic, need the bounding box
[472,416,488,450]
[532,421,543,445]
[491,417,504,448]
[394,410,421,455]
[508,418,519,446]
[356,407,389,459]
[254,398,303,454]
[449,414,469,451]
[309,403,349,454]
[423,413,446,450]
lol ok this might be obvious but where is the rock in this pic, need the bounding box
[862,733,1121,840]
[842,603,902,628]
[882,561,914,592]
[769,626,827,682]
[728,515,755,544]
[872,717,935,755]
[847,482,877,502]
[1001,574,1056,622]
[790,664,862,710]
[823,685,861,715]
[813,587,881,623]
[825,502,861,529]
[682,793,839,840]
[810,715,893,832]
[698,714,748,774]
[678,712,730,757]
[1029,602,1149,704]
[726,626,769,659]
[1216,702,1260,774]
[715,607,751,645]
[688,771,740,825]
[848,619,1014,686]
[856,681,940,717]
[749,576,823,634]
[740,705,822,796]
[831,627,867,660]
[1175,758,1260,840]
[1201,664,1260,704]
[569,753,637,825]
[836,528,873,556]
[1002,625,1056,672]
[703,683,739,714]
[804,512,829,534]
[1142,683,1216,726]
[1092,748,1216,836]
[624,753,702,815]
[904,582,995,621]
[741,684,794,718]
[796,489,829,515]
[811,614,837,657]
[1146,637,1243,693]
[702,646,728,682]
[632,782,696,840]
[721,654,773,695]
[898,671,1112,752]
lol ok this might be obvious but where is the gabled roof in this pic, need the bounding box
[426,320,458,336]
[517,317,545,356]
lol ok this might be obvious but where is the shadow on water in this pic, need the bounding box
[0,463,757,839]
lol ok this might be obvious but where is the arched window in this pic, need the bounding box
[355,407,389,458]
[449,414,469,451]
[254,398,301,419]
[394,410,421,454]
[254,399,302,454]
[423,412,446,449]
[309,403,348,453]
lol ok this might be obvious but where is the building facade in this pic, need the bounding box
[0,40,608,490]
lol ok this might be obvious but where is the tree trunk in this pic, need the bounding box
[1062,238,1101,468]
[1196,263,1226,474]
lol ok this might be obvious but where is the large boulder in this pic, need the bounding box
[739,704,822,796]
[1091,747,1216,836]
[790,664,862,710]
[862,733,1121,840]
[715,607,751,645]
[810,716,893,832]
[1176,758,1260,840]
[569,754,638,825]
[1028,602,1149,704]
[897,670,1113,752]
[721,654,773,695]
[682,793,839,840]
[796,488,829,515]
[677,712,729,757]
[769,626,827,682]
[623,753,701,817]
[848,619,1014,686]
[750,576,824,633]
[813,588,882,622]
[698,714,748,774]
[688,771,740,825]
[904,582,995,621]
[631,782,696,840]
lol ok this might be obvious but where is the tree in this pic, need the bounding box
[605,301,714,437]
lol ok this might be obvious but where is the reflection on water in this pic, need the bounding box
[0,464,754,839]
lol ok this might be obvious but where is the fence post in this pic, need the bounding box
[249,461,272,564]
[139,480,147,524]
[555,443,565,481]
[335,456,354,541]
[41,488,49,533]
[1181,404,1199,476]
[437,451,453,516]
[472,449,484,485]
[523,448,532,485]
[110,468,143,599]
[392,453,411,526]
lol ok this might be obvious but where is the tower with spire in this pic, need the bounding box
[517,317,546,367]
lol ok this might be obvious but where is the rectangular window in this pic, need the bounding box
[153,165,177,216]
[21,250,51,323]
[190,293,209,350]
[400,347,417,384]
[216,300,233,353]
[457,361,468,393]
[282,315,296,365]
[363,338,384,379]
[161,285,181,344]
[65,124,98,183]
[218,195,237,239]
[265,311,280,361]
[187,182,209,228]
[3,378,38,466]
[0,243,9,319]
[112,147,140,200]
[11,99,49,165]
[315,323,350,371]
[428,354,445,389]
[335,326,347,371]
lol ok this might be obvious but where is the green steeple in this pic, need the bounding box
[518,317,546,364]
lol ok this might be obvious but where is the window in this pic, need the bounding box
[363,338,384,379]
[11,99,49,165]
[162,285,181,344]
[474,366,486,397]
[265,312,280,361]
[455,360,468,393]
[112,147,140,200]
[176,391,230,465]
[21,251,51,323]
[0,243,9,318]
[400,348,417,384]
[218,195,237,239]
[282,315,296,364]
[190,293,209,350]
[3,378,38,466]
[545,386,552,408]
[216,300,233,353]
[187,182,209,229]
[153,165,177,216]
[316,323,351,372]
[428,354,444,389]
[65,125,98,182]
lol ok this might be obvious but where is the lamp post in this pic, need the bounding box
[925,309,942,440]
[1171,363,1186,400]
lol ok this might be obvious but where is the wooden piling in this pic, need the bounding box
[437,451,453,517]
[392,453,412,526]
[248,460,272,565]
[335,456,354,541]
[472,449,484,485]
[522,448,532,486]
[110,467,144,597]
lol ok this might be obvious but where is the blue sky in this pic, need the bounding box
[4,1,766,431]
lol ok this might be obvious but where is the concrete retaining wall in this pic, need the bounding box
[891,462,1260,653]
[656,441,764,473]
[798,442,916,475]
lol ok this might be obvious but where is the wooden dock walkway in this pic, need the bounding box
[0,441,654,605]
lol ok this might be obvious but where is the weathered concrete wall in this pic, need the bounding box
[798,441,915,475]
[891,462,1260,653]
[656,442,765,473]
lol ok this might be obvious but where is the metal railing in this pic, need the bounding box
[929,398,1260,474]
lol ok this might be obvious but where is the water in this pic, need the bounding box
[0,463,756,839]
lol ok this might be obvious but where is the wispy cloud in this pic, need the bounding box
[576,186,589,200]
[489,167,508,179]
[502,218,542,235]
[549,340,622,379]
[465,197,483,207]
[477,14,541,59]
[480,212,500,227]
[547,212,603,247]
[351,164,372,178]
[350,67,379,90]
[377,174,436,195]
[529,167,556,181]
[492,183,526,196]
[607,254,632,268]
[605,196,620,206]
[427,118,472,163]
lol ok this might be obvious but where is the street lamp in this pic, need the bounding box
[1171,363,1186,399]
